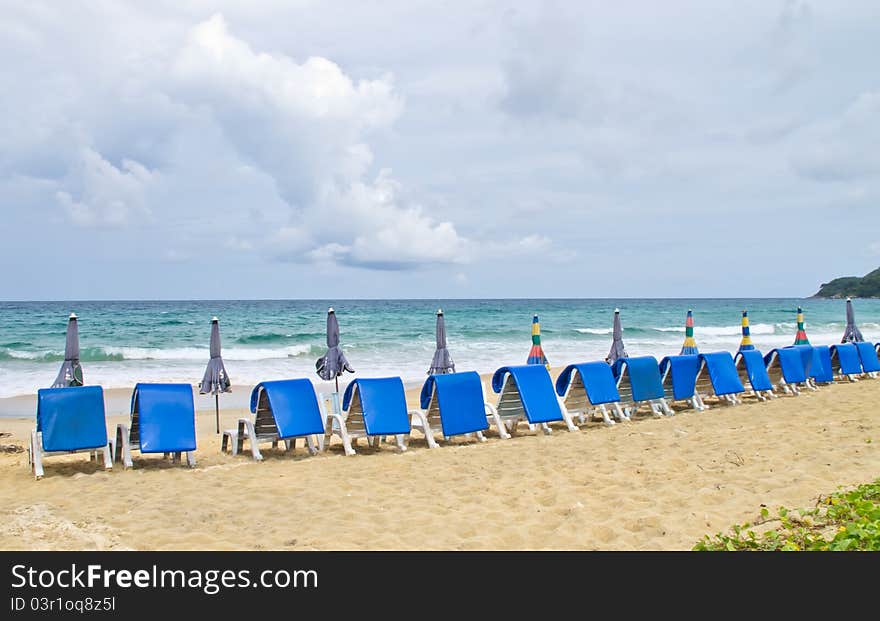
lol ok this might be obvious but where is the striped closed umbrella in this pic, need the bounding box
[841,298,864,343]
[738,310,755,351]
[605,308,627,365]
[793,307,810,345]
[679,309,699,355]
[526,314,549,369]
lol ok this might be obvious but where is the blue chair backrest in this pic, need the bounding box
[658,355,701,400]
[250,379,325,438]
[342,377,411,435]
[612,356,665,402]
[555,362,620,405]
[37,385,108,452]
[765,348,807,383]
[420,372,490,437]
[699,352,745,395]
[855,342,880,373]
[131,383,197,453]
[491,365,563,423]
[809,346,834,383]
[830,343,863,375]
[735,350,773,392]
[790,345,814,377]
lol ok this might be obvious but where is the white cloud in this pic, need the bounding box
[167,14,469,269]
[55,148,154,227]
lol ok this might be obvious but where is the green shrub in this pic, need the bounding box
[694,479,880,551]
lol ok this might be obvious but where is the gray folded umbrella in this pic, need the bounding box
[605,308,628,365]
[200,317,231,433]
[315,308,354,391]
[428,309,455,375]
[52,313,84,388]
[841,297,865,343]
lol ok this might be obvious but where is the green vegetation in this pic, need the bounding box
[694,479,880,551]
[814,267,880,298]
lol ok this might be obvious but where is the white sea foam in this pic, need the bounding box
[574,328,612,335]
[101,344,313,361]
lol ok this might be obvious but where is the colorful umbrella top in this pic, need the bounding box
[793,306,810,345]
[527,314,549,368]
[738,310,755,351]
[679,309,699,355]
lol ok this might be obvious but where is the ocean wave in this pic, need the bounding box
[0,344,315,363]
[101,344,315,361]
[700,323,776,336]
[574,328,612,335]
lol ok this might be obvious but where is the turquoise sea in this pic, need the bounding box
[1,298,879,399]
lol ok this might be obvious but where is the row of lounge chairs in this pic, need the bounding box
[28,342,880,478]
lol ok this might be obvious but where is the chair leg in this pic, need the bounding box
[476,430,487,442]
[31,431,44,479]
[186,451,196,468]
[560,407,579,431]
[612,402,628,422]
[236,419,247,455]
[491,411,511,439]
[101,443,112,470]
[411,411,439,448]
[305,435,318,456]
[598,404,614,426]
[336,424,356,456]
[395,434,407,452]
[242,420,263,461]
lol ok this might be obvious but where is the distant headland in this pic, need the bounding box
[813,267,880,298]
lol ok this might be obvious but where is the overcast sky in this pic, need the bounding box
[1,1,878,300]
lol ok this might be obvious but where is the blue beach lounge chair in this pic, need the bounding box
[29,385,111,479]
[791,345,819,390]
[333,377,412,455]
[855,342,880,377]
[658,355,706,411]
[829,343,863,382]
[763,347,809,395]
[695,352,746,405]
[733,350,776,401]
[415,372,494,447]
[555,361,629,426]
[224,379,325,461]
[611,356,673,417]
[808,345,834,385]
[114,383,197,468]
[490,365,578,437]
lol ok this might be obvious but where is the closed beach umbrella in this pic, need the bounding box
[526,314,549,369]
[679,309,699,355]
[52,313,83,387]
[793,307,810,345]
[738,310,755,351]
[841,297,864,343]
[605,308,628,365]
[427,309,455,375]
[315,307,354,392]
[199,317,231,434]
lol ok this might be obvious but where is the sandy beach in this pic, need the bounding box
[0,374,877,551]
